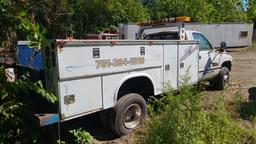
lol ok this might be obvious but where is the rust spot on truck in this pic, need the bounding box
[61,114,65,120]
[57,41,66,48]
[58,47,64,53]
[110,41,117,46]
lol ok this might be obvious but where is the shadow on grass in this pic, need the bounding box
[201,82,222,92]
[240,87,256,119]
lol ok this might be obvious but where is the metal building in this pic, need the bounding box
[186,23,253,48]
[119,23,254,48]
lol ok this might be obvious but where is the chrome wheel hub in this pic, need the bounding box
[123,104,142,129]
[224,72,229,85]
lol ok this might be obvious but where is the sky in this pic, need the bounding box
[242,0,248,10]
[243,0,246,6]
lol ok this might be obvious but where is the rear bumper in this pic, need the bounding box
[35,113,59,127]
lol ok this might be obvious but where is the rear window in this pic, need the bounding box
[144,32,179,40]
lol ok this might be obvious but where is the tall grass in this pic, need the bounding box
[133,83,256,144]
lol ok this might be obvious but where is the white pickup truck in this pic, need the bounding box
[140,23,233,89]
[38,17,232,136]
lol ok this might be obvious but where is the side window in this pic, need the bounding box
[192,33,212,51]
[144,32,179,40]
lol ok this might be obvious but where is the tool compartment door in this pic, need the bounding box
[178,43,199,85]
[58,77,102,119]
[56,44,104,119]
[163,44,178,89]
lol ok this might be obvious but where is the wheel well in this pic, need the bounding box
[222,61,232,71]
[117,77,154,101]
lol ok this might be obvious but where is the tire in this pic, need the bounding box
[210,67,230,90]
[109,93,147,136]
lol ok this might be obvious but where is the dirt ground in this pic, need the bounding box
[228,48,256,99]
[61,48,256,144]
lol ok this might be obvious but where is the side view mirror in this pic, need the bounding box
[217,41,227,52]
[220,41,227,49]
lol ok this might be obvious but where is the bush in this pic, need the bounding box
[134,84,256,144]
[0,66,57,143]
[56,128,93,144]
[69,128,93,144]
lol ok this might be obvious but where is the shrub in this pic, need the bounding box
[134,84,256,144]
[69,128,93,144]
[0,66,57,143]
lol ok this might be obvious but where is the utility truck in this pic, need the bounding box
[37,16,232,136]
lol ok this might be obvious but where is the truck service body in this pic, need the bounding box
[37,17,232,136]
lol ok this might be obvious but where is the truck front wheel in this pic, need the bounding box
[110,93,147,136]
[210,67,230,90]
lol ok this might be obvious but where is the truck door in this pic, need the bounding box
[192,32,221,81]
[178,43,199,85]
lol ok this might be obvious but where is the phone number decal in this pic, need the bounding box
[95,57,145,69]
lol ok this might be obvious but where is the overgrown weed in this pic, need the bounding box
[0,66,57,143]
[134,81,256,144]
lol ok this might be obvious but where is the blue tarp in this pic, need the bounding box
[18,44,43,70]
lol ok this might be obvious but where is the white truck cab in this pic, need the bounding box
[187,31,232,85]
[140,20,233,90]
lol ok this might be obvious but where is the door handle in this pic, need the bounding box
[165,64,170,71]
[199,55,201,59]
[180,63,184,68]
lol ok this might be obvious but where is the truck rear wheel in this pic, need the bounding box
[110,93,147,136]
[210,67,229,90]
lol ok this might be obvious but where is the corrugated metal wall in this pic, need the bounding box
[186,23,254,47]
[120,23,254,48]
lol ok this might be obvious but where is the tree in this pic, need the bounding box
[145,0,248,23]
[69,0,149,36]
[107,0,149,24]
[0,0,26,59]
[246,0,256,24]
[0,0,48,60]
[207,0,247,22]
[24,0,149,38]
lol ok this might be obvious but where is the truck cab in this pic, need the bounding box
[142,25,232,89]
[186,31,232,83]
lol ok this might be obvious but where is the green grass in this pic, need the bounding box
[133,84,256,144]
